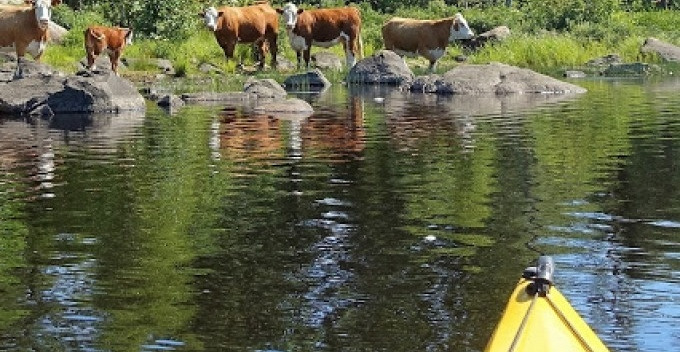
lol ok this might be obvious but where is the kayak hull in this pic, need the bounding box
[484,279,610,352]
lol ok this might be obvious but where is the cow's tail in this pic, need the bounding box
[87,28,106,42]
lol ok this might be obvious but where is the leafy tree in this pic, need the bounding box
[58,0,200,40]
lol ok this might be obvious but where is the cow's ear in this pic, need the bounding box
[453,19,459,31]
[218,11,224,16]
[297,8,304,14]
[276,8,283,14]
[51,0,62,6]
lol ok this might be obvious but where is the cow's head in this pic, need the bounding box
[199,7,223,32]
[26,0,56,30]
[123,28,134,45]
[276,2,303,31]
[449,13,474,41]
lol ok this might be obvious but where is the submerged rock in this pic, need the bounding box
[602,62,660,76]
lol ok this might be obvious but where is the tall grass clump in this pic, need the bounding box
[469,33,608,71]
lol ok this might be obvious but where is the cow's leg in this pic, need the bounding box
[303,45,312,69]
[13,55,25,80]
[85,45,101,71]
[222,41,245,69]
[254,38,267,70]
[221,41,236,61]
[340,38,353,67]
[424,47,445,72]
[296,51,303,69]
[344,37,357,67]
[110,49,121,75]
[428,60,438,72]
[268,34,278,69]
[13,45,28,79]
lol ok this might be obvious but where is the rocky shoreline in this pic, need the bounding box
[1,35,679,117]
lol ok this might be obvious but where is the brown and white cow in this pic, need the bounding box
[84,25,133,75]
[276,2,362,69]
[0,0,61,78]
[199,1,279,70]
[382,14,474,72]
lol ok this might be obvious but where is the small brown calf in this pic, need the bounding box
[84,25,133,75]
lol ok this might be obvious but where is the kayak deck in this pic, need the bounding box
[485,257,610,352]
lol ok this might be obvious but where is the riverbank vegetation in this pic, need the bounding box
[43,0,680,78]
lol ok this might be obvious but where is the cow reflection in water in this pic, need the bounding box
[217,97,366,326]
[0,118,56,199]
[218,109,286,162]
[218,96,366,161]
[380,92,477,153]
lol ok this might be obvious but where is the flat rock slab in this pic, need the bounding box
[409,62,587,94]
[641,37,680,62]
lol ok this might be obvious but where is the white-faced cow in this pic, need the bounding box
[84,25,133,75]
[382,14,474,72]
[0,0,61,79]
[276,2,362,69]
[199,1,279,70]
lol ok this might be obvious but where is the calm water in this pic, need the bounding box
[1,76,679,351]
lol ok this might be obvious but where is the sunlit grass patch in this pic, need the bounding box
[469,33,602,69]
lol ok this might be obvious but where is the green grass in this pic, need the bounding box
[41,6,680,81]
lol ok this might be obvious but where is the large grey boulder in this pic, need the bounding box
[641,37,680,62]
[0,62,145,115]
[49,22,68,44]
[346,50,414,85]
[409,62,586,95]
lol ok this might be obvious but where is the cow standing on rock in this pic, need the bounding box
[276,2,363,69]
[0,0,62,79]
[382,13,474,72]
[84,25,133,75]
[199,1,279,70]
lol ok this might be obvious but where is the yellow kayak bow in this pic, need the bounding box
[485,256,611,352]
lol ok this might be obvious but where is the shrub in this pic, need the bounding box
[521,0,619,32]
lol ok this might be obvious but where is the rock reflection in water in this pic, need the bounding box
[0,112,144,348]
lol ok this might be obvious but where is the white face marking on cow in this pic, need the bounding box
[33,0,53,30]
[26,40,46,57]
[125,30,133,45]
[449,13,474,41]
[279,2,299,31]
[202,7,220,32]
